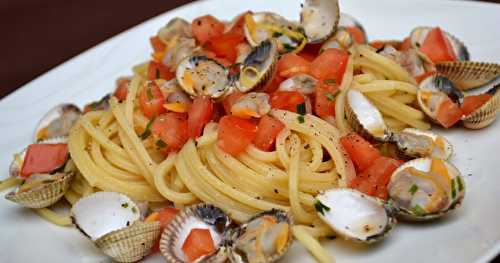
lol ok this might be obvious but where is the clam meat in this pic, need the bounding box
[390,128,453,160]
[34,103,81,142]
[176,56,230,98]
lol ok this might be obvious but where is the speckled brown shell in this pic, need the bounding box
[238,40,278,92]
[344,101,391,142]
[436,61,500,90]
[95,221,161,263]
[5,172,74,208]
[462,87,500,129]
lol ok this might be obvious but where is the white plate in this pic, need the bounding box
[1,0,499,262]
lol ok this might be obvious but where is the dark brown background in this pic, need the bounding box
[1,0,499,99]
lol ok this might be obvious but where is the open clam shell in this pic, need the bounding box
[345,89,391,142]
[436,61,500,91]
[410,26,469,62]
[238,40,279,92]
[320,27,354,52]
[390,128,453,160]
[176,56,230,98]
[300,0,340,43]
[315,189,397,243]
[228,209,294,263]
[388,157,465,221]
[160,203,232,263]
[72,192,159,262]
[5,172,74,208]
[339,13,367,43]
[34,103,81,142]
[462,84,500,129]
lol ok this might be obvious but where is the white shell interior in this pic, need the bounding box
[173,217,222,262]
[401,128,453,159]
[317,189,389,241]
[300,0,339,42]
[71,192,140,241]
[347,89,387,138]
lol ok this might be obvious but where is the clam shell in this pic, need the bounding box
[5,172,74,208]
[339,13,367,43]
[95,221,161,263]
[436,61,500,90]
[34,103,81,142]
[391,128,453,160]
[238,40,278,92]
[300,0,340,43]
[410,26,469,61]
[176,56,230,98]
[462,85,500,129]
[243,12,298,47]
[228,209,294,263]
[160,203,232,263]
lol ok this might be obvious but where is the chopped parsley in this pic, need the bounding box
[457,177,463,192]
[451,177,457,199]
[121,202,129,208]
[323,79,336,86]
[296,103,306,115]
[409,184,419,195]
[132,207,138,214]
[412,205,426,216]
[314,199,331,216]
[272,32,283,38]
[155,140,167,148]
[146,87,154,100]
[139,116,156,140]
[325,90,340,102]
[282,43,295,53]
[297,115,305,123]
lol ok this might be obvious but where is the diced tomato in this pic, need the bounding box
[20,144,68,178]
[261,70,284,94]
[340,133,381,173]
[147,61,175,81]
[277,53,311,78]
[353,156,403,199]
[314,85,338,118]
[297,51,316,63]
[419,27,457,63]
[270,91,306,113]
[253,116,285,151]
[151,113,189,152]
[113,78,129,101]
[346,26,366,44]
[217,115,258,155]
[191,15,225,45]
[400,37,412,51]
[436,97,463,128]
[187,96,214,139]
[208,32,245,62]
[150,36,166,52]
[182,228,216,262]
[310,48,349,85]
[226,11,249,39]
[139,82,166,119]
[415,71,436,84]
[461,94,492,116]
[146,207,180,253]
[222,91,245,114]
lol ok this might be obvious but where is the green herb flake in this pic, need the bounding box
[409,184,419,195]
[282,43,295,53]
[325,90,340,102]
[297,115,305,123]
[139,116,156,140]
[457,177,464,192]
[412,205,426,216]
[314,200,331,216]
[323,79,336,86]
[156,140,167,148]
[272,32,283,38]
[296,103,306,115]
[451,177,457,199]
[146,87,154,100]
[132,207,138,213]
[121,202,129,208]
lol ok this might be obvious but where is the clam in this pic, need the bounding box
[157,17,192,44]
[390,128,453,160]
[84,93,111,113]
[315,189,396,243]
[300,0,340,43]
[238,40,279,92]
[72,192,161,262]
[388,157,465,221]
[34,103,81,142]
[436,61,500,90]
[320,27,354,52]
[278,74,317,95]
[160,203,232,263]
[228,209,294,263]
[410,26,469,61]
[345,89,391,141]
[378,45,428,78]
[339,13,367,43]
[176,55,230,98]
[231,92,271,118]
[462,84,500,129]
[243,12,307,53]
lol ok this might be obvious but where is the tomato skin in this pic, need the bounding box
[226,12,249,38]
[222,91,245,114]
[436,97,463,128]
[139,82,166,119]
[253,116,285,151]
[147,61,175,81]
[261,70,284,94]
[182,228,216,262]
[277,53,311,78]
[113,78,129,101]
[217,116,258,155]
[20,144,68,178]
[400,37,412,51]
[461,94,492,116]
[314,85,338,118]
[420,27,457,63]
[340,133,381,173]
[150,36,166,52]
[346,26,366,44]
[151,113,189,153]
[187,96,214,139]
[415,71,436,84]
[191,15,225,45]
[270,91,306,113]
[207,32,245,63]
[146,207,180,253]
[310,48,349,85]
[352,156,403,200]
